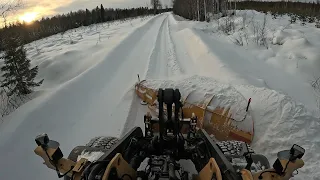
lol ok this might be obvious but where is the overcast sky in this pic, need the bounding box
[55,0,167,13]
[6,0,171,24]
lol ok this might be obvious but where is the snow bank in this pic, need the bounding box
[272,29,304,45]
[237,85,320,179]
[269,24,320,82]
[170,12,320,179]
[174,26,319,114]
[202,10,320,84]
[267,37,320,80]
[268,27,320,80]
[186,11,320,112]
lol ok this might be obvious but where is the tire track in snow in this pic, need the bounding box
[122,14,185,136]
[165,16,184,76]
[145,16,168,79]
[145,15,182,79]
[117,14,172,136]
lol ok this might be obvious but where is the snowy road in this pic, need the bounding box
[0,12,319,180]
[122,14,187,135]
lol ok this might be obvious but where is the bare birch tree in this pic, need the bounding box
[0,0,22,27]
[151,0,162,14]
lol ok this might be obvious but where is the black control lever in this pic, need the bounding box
[163,89,174,135]
[35,133,50,149]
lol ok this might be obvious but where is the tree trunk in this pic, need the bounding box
[204,0,207,21]
[197,0,200,21]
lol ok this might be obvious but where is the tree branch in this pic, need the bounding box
[0,0,23,26]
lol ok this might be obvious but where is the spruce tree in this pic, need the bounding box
[0,36,44,97]
[101,4,105,22]
[91,8,97,24]
[96,6,101,23]
[85,8,91,26]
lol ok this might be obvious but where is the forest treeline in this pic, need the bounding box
[172,0,320,22]
[0,5,172,50]
[235,1,320,20]
[172,0,215,21]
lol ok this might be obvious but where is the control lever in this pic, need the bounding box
[35,133,50,147]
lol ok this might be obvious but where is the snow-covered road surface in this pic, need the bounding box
[0,12,319,179]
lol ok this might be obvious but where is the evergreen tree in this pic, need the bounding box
[101,4,105,22]
[85,9,91,26]
[96,6,101,23]
[0,36,44,97]
[91,8,97,24]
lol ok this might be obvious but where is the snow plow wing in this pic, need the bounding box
[135,76,254,144]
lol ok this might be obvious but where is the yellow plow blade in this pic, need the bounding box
[135,77,254,144]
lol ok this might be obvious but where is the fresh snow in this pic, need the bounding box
[0,11,320,180]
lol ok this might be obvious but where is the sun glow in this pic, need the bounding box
[19,12,38,23]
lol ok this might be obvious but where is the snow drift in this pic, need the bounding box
[169,11,320,179]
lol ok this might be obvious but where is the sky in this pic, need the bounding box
[3,0,171,25]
